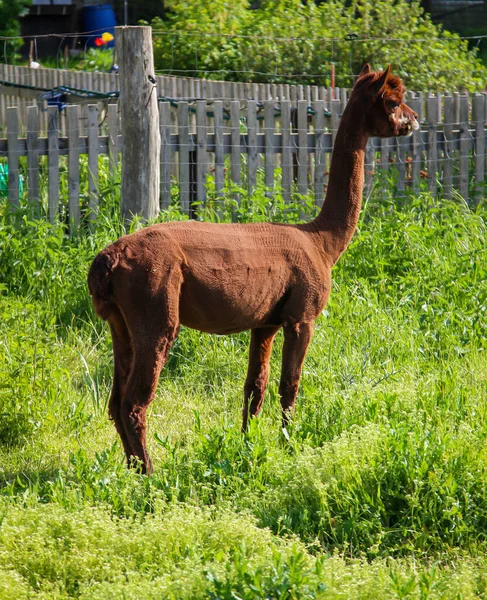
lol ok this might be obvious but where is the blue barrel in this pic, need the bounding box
[81,5,117,49]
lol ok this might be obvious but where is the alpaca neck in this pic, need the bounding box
[312,107,369,263]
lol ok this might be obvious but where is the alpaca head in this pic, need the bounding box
[349,64,419,138]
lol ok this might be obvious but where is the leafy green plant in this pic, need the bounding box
[150,0,487,91]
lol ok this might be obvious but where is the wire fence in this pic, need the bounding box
[1,87,486,233]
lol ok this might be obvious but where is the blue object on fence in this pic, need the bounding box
[81,4,117,49]
[39,90,68,111]
[0,163,24,199]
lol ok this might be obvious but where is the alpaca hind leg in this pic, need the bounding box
[107,307,134,461]
[242,326,280,432]
[279,322,314,432]
[121,326,178,474]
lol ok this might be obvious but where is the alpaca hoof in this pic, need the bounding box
[281,426,290,441]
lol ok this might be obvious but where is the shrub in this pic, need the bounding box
[151,0,487,91]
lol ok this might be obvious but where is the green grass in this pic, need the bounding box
[0,171,487,597]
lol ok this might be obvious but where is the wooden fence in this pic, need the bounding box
[0,63,348,136]
[1,92,486,231]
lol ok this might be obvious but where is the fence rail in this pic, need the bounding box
[1,90,486,231]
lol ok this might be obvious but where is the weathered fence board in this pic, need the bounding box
[67,104,80,232]
[297,100,308,197]
[314,100,325,207]
[47,106,59,222]
[459,94,470,200]
[443,96,453,200]
[7,107,20,210]
[214,100,224,199]
[473,94,485,205]
[427,95,438,198]
[87,104,99,219]
[281,100,292,203]
[264,100,274,197]
[247,101,258,196]
[230,100,241,202]
[196,100,207,207]
[159,101,172,210]
[26,105,40,212]
[178,101,190,214]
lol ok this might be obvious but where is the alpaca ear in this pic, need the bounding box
[359,63,371,76]
[370,64,392,95]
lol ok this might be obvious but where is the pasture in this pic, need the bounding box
[1,171,487,598]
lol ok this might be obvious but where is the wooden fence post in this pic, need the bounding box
[116,26,160,221]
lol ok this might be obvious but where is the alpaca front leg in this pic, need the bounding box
[242,326,280,432]
[279,322,314,433]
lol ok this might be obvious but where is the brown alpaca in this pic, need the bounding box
[88,65,418,473]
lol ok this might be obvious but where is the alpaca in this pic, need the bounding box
[88,65,418,473]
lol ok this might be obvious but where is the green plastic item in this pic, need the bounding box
[0,163,24,198]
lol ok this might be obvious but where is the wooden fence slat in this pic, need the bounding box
[281,100,292,203]
[0,65,6,134]
[313,100,325,206]
[426,94,438,198]
[380,137,391,172]
[26,105,40,212]
[214,100,224,199]
[459,94,469,200]
[230,100,241,202]
[7,107,20,210]
[453,92,460,125]
[107,103,118,176]
[330,98,340,147]
[178,101,190,214]
[365,139,375,198]
[443,96,453,200]
[52,68,60,135]
[247,100,257,195]
[67,104,80,232]
[196,100,208,204]
[409,96,421,192]
[87,104,99,219]
[297,100,307,196]
[159,101,172,210]
[473,94,485,205]
[264,100,274,197]
[340,88,347,115]
[47,106,59,222]
[396,135,406,198]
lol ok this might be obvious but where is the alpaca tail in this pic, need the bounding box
[87,248,120,320]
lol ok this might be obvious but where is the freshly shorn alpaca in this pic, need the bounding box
[88,65,418,474]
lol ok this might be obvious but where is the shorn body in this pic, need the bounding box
[88,65,419,473]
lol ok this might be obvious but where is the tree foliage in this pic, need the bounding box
[150,0,487,91]
[0,0,31,60]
